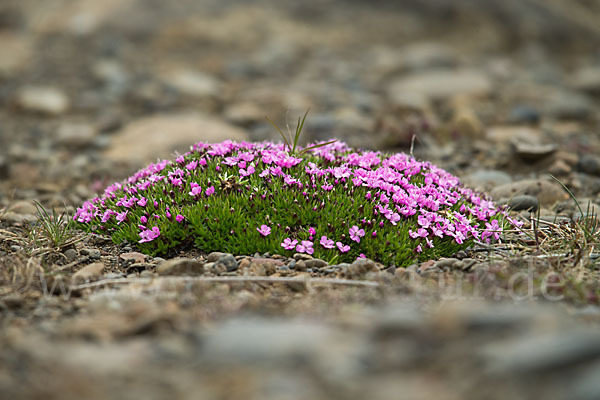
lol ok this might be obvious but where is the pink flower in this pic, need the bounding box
[176,214,184,223]
[349,225,365,243]
[189,183,202,197]
[296,240,314,255]
[137,197,147,207]
[116,210,128,224]
[257,224,271,236]
[205,186,215,196]
[281,238,298,250]
[140,216,148,224]
[336,241,350,253]
[240,164,255,177]
[320,235,335,249]
[186,160,198,171]
[308,227,316,235]
[415,244,423,253]
[139,226,160,243]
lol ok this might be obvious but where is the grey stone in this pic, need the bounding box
[216,254,238,272]
[56,122,97,148]
[513,142,557,161]
[490,179,567,207]
[462,170,512,192]
[508,104,540,124]
[389,69,492,101]
[16,86,69,115]
[503,195,539,211]
[545,91,594,120]
[63,248,78,263]
[156,258,204,276]
[292,260,307,272]
[207,252,225,262]
[482,330,600,375]
[579,155,600,176]
[80,248,101,260]
[304,258,328,269]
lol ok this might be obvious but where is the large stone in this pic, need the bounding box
[16,86,70,115]
[104,113,249,164]
[160,69,221,99]
[388,69,492,101]
[55,122,98,148]
[156,258,204,276]
[72,262,105,284]
[490,179,568,207]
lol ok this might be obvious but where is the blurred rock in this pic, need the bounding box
[462,169,512,192]
[388,69,492,101]
[490,178,568,207]
[16,86,70,115]
[104,113,249,164]
[160,68,221,99]
[579,154,600,176]
[513,142,557,162]
[571,66,600,95]
[500,195,539,211]
[508,104,541,125]
[55,122,98,148]
[486,126,542,144]
[544,91,594,120]
[156,258,204,276]
[0,33,32,77]
[72,262,105,284]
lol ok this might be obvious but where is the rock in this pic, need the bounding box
[104,113,249,164]
[63,248,78,263]
[513,142,557,161]
[305,258,328,269]
[462,170,512,192]
[486,126,542,144]
[508,104,541,124]
[92,59,130,86]
[579,155,600,176]
[72,262,105,284]
[224,102,265,126]
[119,252,147,264]
[500,195,539,212]
[1,212,37,225]
[216,254,238,272]
[201,317,338,365]
[7,200,38,215]
[490,179,568,207]
[433,258,459,270]
[545,91,594,120]
[0,155,9,179]
[397,42,457,71]
[55,122,97,148]
[340,258,381,280]
[16,86,70,115]
[80,248,101,260]
[293,253,313,261]
[156,258,204,276]
[243,260,277,276]
[388,69,492,101]
[0,33,32,77]
[292,260,307,272]
[482,330,600,375]
[161,69,221,99]
[206,252,225,262]
[446,107,483,139]
[571,66,600,95]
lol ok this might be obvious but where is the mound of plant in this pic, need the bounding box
[74,140,509,267]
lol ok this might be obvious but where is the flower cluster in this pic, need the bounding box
[74,140,510,266]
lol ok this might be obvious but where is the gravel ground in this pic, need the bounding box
[1,0,600,399]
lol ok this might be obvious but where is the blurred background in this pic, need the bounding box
[1,0,599,180]
[2,2,600,400]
